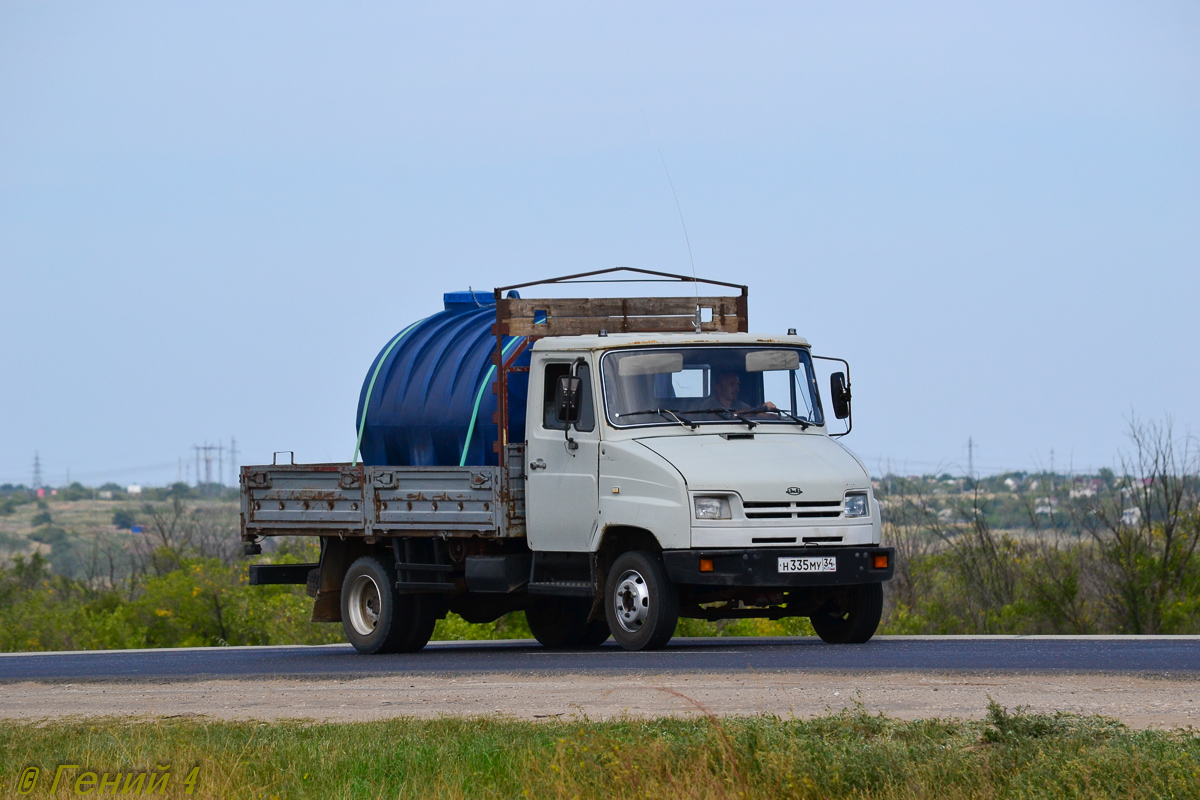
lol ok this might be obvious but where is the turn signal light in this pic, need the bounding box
[873,554,889,570]
[699,558,714,573]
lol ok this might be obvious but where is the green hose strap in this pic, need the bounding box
[459,337,522,466]
[353,321,421,465]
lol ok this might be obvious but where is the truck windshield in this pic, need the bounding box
[601,346,824,429]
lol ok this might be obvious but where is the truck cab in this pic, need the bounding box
[523,332,890,649]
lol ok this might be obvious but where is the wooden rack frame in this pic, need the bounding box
[490,267,749,455]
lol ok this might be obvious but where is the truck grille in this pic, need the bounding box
[742,500,842,519]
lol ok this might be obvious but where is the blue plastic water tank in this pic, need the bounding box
[355,291,530,467]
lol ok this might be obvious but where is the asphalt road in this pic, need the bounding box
[1,636,1197,682]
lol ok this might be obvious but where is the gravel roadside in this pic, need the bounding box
[4,671,1197,728]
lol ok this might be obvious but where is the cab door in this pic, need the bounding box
[525,356,600,552]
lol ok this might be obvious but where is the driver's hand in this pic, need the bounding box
[764,401,778,411]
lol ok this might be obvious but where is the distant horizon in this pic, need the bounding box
[6,422,1178,487]
[0,453,1169,491]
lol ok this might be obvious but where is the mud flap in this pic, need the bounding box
[311,590,342,623]
[309,536,363,623]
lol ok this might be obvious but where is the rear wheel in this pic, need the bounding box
[341,556,438,654]
[526,597,610,649]
[605,550,678,651]
[809,582,883,644]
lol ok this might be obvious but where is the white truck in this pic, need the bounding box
[241,269,893,653]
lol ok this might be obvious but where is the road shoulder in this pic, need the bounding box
[3,671,1197,729]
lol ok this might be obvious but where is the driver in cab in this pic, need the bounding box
[707,371,777,414]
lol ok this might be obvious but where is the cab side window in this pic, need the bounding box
[542,363,595,432]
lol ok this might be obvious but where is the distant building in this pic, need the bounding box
[98,490,113,500]
[1035,497,1058,516]
[1122,507,1142,527]
[127,485,142,495]
[1069,478,1103,499]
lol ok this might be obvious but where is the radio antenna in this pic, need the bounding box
[641,113,701,331]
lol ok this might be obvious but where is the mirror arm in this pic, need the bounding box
[563,358,588,450]
[812,355,852,438]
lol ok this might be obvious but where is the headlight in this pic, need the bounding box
[693,496,732,520]
[844,492,869,518]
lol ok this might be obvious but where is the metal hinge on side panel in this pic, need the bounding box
[372,471,398,490]
[245,472,272,489]
[470,471,492,490]
[338,469,363,490]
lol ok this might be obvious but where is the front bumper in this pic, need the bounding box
[662,546,895,588]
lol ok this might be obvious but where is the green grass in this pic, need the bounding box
[2,703,1198,799]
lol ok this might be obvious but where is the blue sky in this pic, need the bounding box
[2,2,1197,486]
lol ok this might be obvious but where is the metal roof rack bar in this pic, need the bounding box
[490,268,749,455]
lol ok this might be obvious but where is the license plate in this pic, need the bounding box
[778,556,837,574]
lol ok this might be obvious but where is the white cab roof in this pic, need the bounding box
[531,331,811,352]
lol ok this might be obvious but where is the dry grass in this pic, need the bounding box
[2,703,1198,798]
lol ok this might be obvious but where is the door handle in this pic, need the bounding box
[529,459,547,471]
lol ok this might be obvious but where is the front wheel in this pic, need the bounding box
[341,556,438,654]
[605,551,679,651]
[809,582,883,644]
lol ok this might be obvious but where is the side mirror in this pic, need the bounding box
[554,375,583,425]
[830,372,851,420]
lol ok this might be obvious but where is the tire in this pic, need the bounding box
[526,597,611,649]
[341,555,438,654]
[809,582,883,644]
[604,550,679,651]
[578,618,613,648]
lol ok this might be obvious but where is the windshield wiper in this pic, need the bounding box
[617,408,698,430]
[764,408,812,430]
[691,406,816,430]
[689,407,757,430]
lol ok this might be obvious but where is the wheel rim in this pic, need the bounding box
[613,569,650,633]
[347,573,382,636]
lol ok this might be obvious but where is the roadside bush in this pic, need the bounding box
[433,611,533,641]
[0,552,339,651]
[125,558,338,647]
[881,417,1200,635]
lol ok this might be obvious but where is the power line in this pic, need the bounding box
[229,437,239,486]
[193,443,224,495]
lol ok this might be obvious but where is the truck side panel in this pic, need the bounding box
[242,464,367,537]
[372,467,503,533]
[240,445,527,541]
